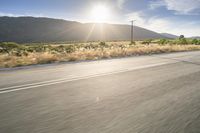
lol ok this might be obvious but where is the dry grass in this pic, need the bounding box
[0,53,60,68]
[1,43,200,68]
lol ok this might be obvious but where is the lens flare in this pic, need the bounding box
[90,4,110,23]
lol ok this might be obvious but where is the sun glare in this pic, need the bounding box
[90,4,110,23]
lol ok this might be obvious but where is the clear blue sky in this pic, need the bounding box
[0,0,200,36]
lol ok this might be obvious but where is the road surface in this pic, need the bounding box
[0,51,200,133]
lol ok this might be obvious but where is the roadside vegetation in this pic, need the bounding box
[1,36,200,68]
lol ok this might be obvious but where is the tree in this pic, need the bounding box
[178,35,188,45]
[179,35,185,40]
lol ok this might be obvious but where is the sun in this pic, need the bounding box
[90,4,110,23]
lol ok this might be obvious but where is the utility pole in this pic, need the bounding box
[131,20,136,43]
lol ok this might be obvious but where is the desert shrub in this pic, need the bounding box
[36,53,59,64]
[195,40,200,45]
[26,47,35,52]
[0,42,20,54]
[159,39,168,45]
[65,45,76,53]
[54,45,65,53]
[141,39,152,45]
[99,42,107,47]
[22,51,29,56]
[83,44,92,49]
[177,38,188,45]
[175,35,188,45]
[89,43,99,49]
[191,39,199,45]
[27,45,46,52]
[166,40,175,45]
[12,50,27,56]
[129,41,136,45]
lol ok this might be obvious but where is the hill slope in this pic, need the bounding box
[161,33,178,39]
[189,36,200,39]
[0,16,165,42]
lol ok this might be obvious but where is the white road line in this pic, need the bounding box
[0,76,75,91]
[0,62,175,94]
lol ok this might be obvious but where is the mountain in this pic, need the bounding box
[0,16,166,43]
[189,36,200,39]
[161,33,178,39]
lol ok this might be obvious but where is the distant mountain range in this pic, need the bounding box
[160,33,200,39]
[0,16,175,43]
[189,36,200,39]
[160,33,178,39]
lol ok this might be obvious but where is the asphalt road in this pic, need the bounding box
[0,51,200,133]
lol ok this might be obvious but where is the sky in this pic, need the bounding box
[0,0,200,37]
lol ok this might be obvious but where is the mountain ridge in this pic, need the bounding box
[0,16,167,43]
[160,33,178,39]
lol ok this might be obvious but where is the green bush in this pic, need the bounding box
[12,50,28,56]
[177,38,188,45]
[89,43,99,49]
[159,39,168,45]
[196,40,200,45]
[191,39,199,45]
[65,45,76,53]
[26,45,47,52]
[0,42,20,54]
[54,45,65,53]
[175,35,188,45]
[99,42,107,47]
[141,39,152,45]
